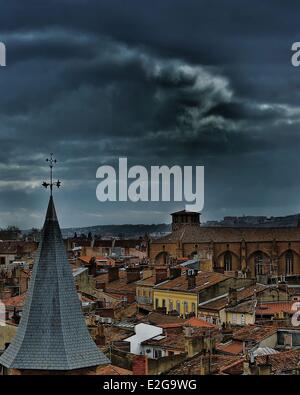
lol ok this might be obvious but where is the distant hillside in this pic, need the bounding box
[22,213,300,240]
[204,213,300,228]
[60,223,172,239]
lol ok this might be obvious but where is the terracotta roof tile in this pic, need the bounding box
[255,349,300,374]
[216,340,244,355]
[256,301,294,316]
[95,364,132,375]
[153,225,300,244]
[155,270,231,293]
[167,353,243,375]
[186,317,216,328]
[142,332,185,351]
[233,325,277,342]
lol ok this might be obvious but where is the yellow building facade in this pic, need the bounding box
[153,289,198,317]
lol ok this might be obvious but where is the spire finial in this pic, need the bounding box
[42,153,61,195]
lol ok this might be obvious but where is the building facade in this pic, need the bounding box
[150,210,300,280]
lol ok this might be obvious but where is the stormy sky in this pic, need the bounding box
[0,0,300,228]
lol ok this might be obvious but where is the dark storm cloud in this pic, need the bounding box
[0,0,299,227]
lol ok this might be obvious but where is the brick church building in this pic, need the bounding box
[149,210,300,281]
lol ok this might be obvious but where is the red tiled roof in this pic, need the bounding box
[152,225,300,243]
[155,270,231,293]
[256,301,294,316]
[167,353,243,375]
[216,341,244,355]
[136,275,156,286]
[94,270,137,294]
[3,293,26,308]
[233,325,277,342]
[145,312,186,326]
[255,349,300,374]
[159,322,185,329]
[186,317,216,328]
[96,364,132,375]
[142,332,185,351]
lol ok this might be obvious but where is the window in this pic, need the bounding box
[224,252,232,271]
[154,349,162,359]
[155,298,159,309]
[184,301,188,314]
[191,303,196,313]
[0,257,5,265]
[255,252,264,275]
[162,299,166,308]
[286,251,294,275]
[176,301,180,314]
[169,300,173,311]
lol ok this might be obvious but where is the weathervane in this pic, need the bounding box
[42,153,61,195]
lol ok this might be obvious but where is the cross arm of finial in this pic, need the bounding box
[43,154,62,195]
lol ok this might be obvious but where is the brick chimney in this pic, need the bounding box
[228,287,238,306]
[108,267,119,282]
[186,269,197,290]
[94,324,106,346]
[155,267,168,284]
[132,355,148,375]
[88,257,97,276]
[126,268,141,283]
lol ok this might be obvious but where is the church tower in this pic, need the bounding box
[171,209,201,231]
[0,155,109,374]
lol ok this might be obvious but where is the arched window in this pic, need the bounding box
[285,250,294,275]
[224,252,232,271]
[255,252,264,275]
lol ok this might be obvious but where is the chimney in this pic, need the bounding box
[126,268,141,283]
[132,355,148,375]
[155,267,168,284]
[188,276,196,290]
[108,267,119,282]
[186,269,197,290]
[228,287,238,306]
[88,257,97,276]
[169,267,181,279]
[94,324,106,346]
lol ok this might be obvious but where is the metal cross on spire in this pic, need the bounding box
[42,153,61,195]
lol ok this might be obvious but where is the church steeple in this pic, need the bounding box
[0,156,109,371]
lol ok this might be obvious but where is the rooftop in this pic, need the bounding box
[152,225,300,244]
[0,196,110,371]
[256,301,294,316]
[233,325,277,342]
[185,317,216,329]
[154,270,231,293]
[79,256,115,265]
[199,284,266,312]
[143,312,187,327]
[226,299,257,314]
[216,341,244,355]
[94,270,137,294]
[167,353,243,375]
[255,349,300,374]
[142,332,185,351]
